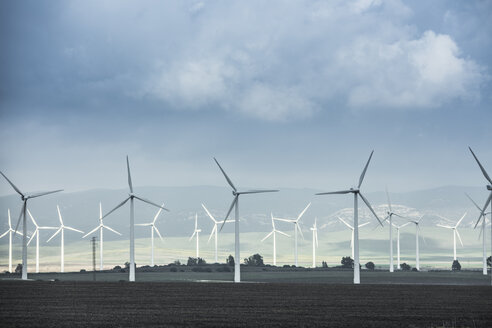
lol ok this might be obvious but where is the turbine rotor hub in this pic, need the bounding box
[232,190,237,196]
[487,185,492,190]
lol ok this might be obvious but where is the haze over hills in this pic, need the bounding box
[0,185,488,243]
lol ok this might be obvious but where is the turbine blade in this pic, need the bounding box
[418,225,427,245]
[358,150,374,188]
[27,209,37,227]
[0,231,9,239]
[127,156,133,193]
[337,216,353,229]
[436,224,453,229]
[46,228,61,242]
[455,212,467,228]
[213,158,236,191]
[315,231,319,247]
[465,193,482,213]
[14,202,25,235]
[456,229,464,247]
[316,190,352,195]
[134,196,170,212]
[238,189,279,194]
[201,204,217,223]
[103,225,122,236]
[474,193,492,229]
[154,226,164,241]
[359,192,383,226]
[152,204,165,224]
[358,222,371,228]
[261,231,274,242]
[400,222,412,228]
[393,213,408,219]
[273,218,295,223]
[65,226,83,234]
[469,147,492,184]
[83,226,100,238]
[135,223,152,226]
[101,197,130,219]
[28,189,63,199]
[277,230,290,237]
[297,203,311,221]
[189,230,196,241]
[208,224,217,243]
[297,223,305,240]
[220,196,237,232]
[0,171,24,197]
[386,186,392,212]
[57,205,63,225]
[27,231,37,246]
[8,209,11,229]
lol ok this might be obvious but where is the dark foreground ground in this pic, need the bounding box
[0,281,491,327]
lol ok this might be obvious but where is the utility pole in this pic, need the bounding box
[91,236,97,281]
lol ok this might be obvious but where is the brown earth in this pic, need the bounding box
[0,281,491,327]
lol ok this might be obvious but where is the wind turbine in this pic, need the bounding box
[135,203,165,266]
[83,203,122,270]
[437,213,466,261]
[337,216,370,259]
[0,171,62,280]
[214,157,279,283]
[202,203,234,263]
[189,213,201,258]
[316,151,382,284]
[384,188,407,273]
[261,214,290,266]
[274,203,310,266]
[0,209,23,273]
[408,216,425,271]
[465,193,490,275]
[310,217,318,268]
[100,156,169,282]
[47,205,84,273]
[26,209,57,273]
[391,221,411,270]
[468,147,492,284]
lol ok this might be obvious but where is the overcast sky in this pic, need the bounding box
[0,0,491,196]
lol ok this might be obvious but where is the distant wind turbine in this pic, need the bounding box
[202,203,234,263]
[408,216,425,271]
[465,193,490,275]
[437,213,467,261]
[83,203,122,270]
[0,171,62,280]
[316,151,383,284]
[214,157,279,283]
[100,156,169,282]
[26,209,57,273]
[189,213,201,258]
[337,216,370,259]
[136,203,165,267]
[47,205,84,273]
[261,214,290,266]
[468,147,492,285]
[310,218,318,268]
[0,209,23,273]
[384,188,407,273]
[391,221,411,270]
[274,203,310,266]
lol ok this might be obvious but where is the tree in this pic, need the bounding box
[365,261,375,270]
[174,260,181,266]
[244,254,264,266]
[197,257,206,265]
[452,260,461,271]
[487,256,491,267]
[341,256,354,269]
[15,264,22,274]
[187,257,198,266]
[322,261,328,268]
[226,255,235,266]
[401,263,411,271]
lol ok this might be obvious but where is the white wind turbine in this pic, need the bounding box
[465,193,490,275]
[83,203,122,270]
[261,214,290,266]
[437,213,466,261]
[101,156,169,282]
[316,151,383,284]
[337,216,370,259]
[202,203,234,263]
[214,157,279,283]
[310,218,318,268]
[408,216,425,271]
[468,147,492,284]
[274,203,310,266]
[0,209,23,273]
[26,209,57,273]
[135,203,165,266]
[391,221,411,270]
[189,213,201,258]
[383,188,407,273]
[47,205,84,273]
[0,171,62,280]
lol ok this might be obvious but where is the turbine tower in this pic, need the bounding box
[337,216,370,259]
[202,203,234,263]
[465,193,490,275]
[0,209,23,273]
[189,213,201,258]
[261,214,290,266]
[274,203,310,266]
[135,203,165,266]
[83,203,122,270]
[468,147,492,285]
[0,171,62,280]
[391,221,411,270]
[316,151,383,284]
[310,218,318,268]
[26,209,57,273]
[408,216,425,271]
[384,188,406,273]
[101,156,169,282]
[437,213,466,261]
[47,205,84,273]
[214,157,279,283]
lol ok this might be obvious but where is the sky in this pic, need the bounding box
[1,0,491,196]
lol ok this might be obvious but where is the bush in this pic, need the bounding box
[341,256,354,269]
[365,262,375,270]
[226,255,235,266]
[244,254,264,266]
[216,266,231,272]
[113,265,122,271]
[80,269,86,273]
[170,267,178,272]
[197,257,207,265]
[487,256,491,267]
[452,260,461,271]
[283,264,290,268]
[174,260,181,266]
[411,267,418,272]
[15,264,22,274]
[401,263,411,271]
[322,261,328,268]
[187,257,197,266]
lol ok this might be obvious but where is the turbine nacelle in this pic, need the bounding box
[487,185,492,191]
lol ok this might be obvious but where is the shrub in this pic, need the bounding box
[452,260,461,271]
[187,257,198,266]
[283,264,290,268]
[174,260,181,266]
[322,261,328,268]
[216,266,231,272]
[487,256,491,267]
[80,269,86,273]
[401,263,411,271]
[341,257,354,269]
[197,257,207,265]
[365,262,375,270]
[244,254,264,266]
[226,255,235,266]
[411,267,418,272]
[113,265,122,271]
[15,264,22,274]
